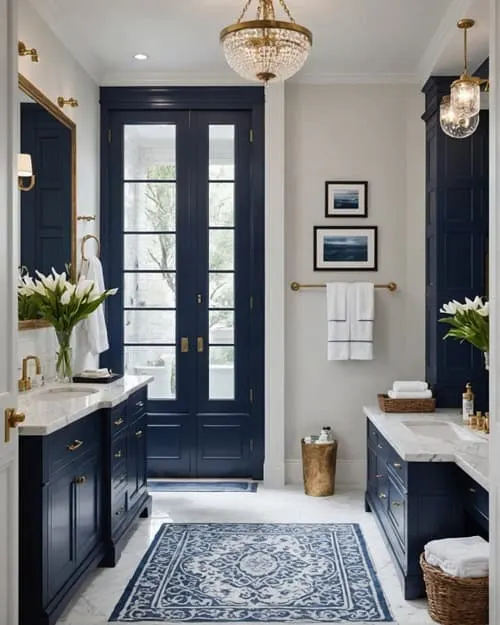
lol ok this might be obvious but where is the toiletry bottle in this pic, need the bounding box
[462,383,474,423]
[318,427,330,443]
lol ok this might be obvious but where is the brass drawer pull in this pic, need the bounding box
[74,475,87,485]
[197,336,204,353]
[67,440,83,452]
[181,337,189,353]
[136,401,144,408]
[375,473,384,479]
[135,429,143,438]
[114,450,123,459]
[392,501,402,508]
[393,462,402,469]
[469,487,477,494]
[114,417,124,426]
[378,493,387,499]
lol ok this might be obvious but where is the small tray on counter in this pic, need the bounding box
[72,373,122,384]
[377,393,436,413]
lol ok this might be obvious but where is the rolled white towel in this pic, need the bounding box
[388,389,432,400]
[393,381,428,393]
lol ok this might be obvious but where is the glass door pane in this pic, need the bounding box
[123,124,178,400]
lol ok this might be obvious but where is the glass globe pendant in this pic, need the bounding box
[220,0,312,84]
[450,19,481,119]
[440,95,479,139]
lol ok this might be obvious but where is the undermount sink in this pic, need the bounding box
[37,386,99,401]
[402,420,483,442]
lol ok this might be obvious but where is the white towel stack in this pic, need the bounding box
[425,536,489,578]
[77,368,111,379]
[387,380,432,399]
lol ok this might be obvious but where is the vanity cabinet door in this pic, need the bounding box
[45,471,77,603]
[75,450,102,565]
[127,415,147,509]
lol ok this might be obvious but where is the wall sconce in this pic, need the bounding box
[57,97,79,109]
[17,154,36,192]
[18,41,39,63]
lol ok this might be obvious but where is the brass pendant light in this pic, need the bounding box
[220,0,312,84]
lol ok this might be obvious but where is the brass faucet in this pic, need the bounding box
[19,355,41,392]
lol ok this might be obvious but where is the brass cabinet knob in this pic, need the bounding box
[392,501,402,508]
[375,473,384,479]
[74,475,87,485]
[135,429,143,438]
[393,462,402,469]
[378,493,387,499]
[4,408,26,443]
[114,417,124,426]
[114,450,123,459]
[136,401,144,408]
[67,440,83,452]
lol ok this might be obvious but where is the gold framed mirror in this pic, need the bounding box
[18,74,77,331]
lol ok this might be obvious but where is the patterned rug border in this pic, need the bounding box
[147,481,258,493]
[109,523,394,623]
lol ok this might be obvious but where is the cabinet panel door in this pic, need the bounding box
[128,416,147,508]
[46,472,76,601]
[75,452,102,564]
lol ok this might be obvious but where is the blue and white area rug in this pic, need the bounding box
[109,523,393,622]
[147,481,258,493]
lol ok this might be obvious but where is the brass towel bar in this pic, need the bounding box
[81,234,100,261]
[290,281,398,292]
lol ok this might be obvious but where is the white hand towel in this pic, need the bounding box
[79,256,110,355]
[393,381,429,393]
[388,389,432,399]
[326,283,349,360]
[349,283,374,360]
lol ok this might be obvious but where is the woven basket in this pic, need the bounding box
[377,394,436,413]
[420,554,488,625]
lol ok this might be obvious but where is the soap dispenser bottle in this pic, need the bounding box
[462,383,474,423]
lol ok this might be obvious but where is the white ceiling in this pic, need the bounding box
[29,0,490,85]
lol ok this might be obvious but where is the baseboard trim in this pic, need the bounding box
[285,459,365,489]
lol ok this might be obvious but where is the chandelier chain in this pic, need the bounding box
[237,0,254,22]
[463,27,469,74]
[278,0,296,22]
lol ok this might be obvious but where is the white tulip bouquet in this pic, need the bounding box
[439,296,489,354]
[18,268,117,380]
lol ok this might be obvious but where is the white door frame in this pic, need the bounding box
[0,0,20,624]
[489,1,499,620]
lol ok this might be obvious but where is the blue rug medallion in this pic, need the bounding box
[147,481,258,493]
[110,523,393,622]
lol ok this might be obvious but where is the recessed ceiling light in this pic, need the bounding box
[134,53,148,61]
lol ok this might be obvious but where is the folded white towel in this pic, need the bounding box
[392,380,429,393]
[393,381,428,393]
[327,283,349,361]
[78,368,111,378]
[425,536,489,578]
[349,282,374,360]
[388,389,432,400]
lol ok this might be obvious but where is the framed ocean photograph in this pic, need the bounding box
[313,226,378,271]
[325,181,368,217]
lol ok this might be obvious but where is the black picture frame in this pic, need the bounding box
[313,225,378,271]
[324,181,368,218]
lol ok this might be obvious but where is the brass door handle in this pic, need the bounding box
[197,336,204,353]
[114,417,124,426]
[74,475,87,485]
[136,429,143,438]
[181,337,189,353]
[4,408,25,443]
[67,440,83,452]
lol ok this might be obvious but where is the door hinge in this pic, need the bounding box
[250,439,254,453]
[107,129,112,144]
[249,128,254,143]
[250,388,254,403]
[250,295,254,310]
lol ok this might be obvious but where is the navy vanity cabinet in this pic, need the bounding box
[365,419,465,600]
[128,412,148,509]
[20,412,105,625]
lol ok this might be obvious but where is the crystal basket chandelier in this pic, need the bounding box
[220,0,312,84]
[439,19,488,139]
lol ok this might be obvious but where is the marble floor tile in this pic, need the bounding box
[58,486,435,625]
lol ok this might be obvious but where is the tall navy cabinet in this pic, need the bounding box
[422,77,489,409]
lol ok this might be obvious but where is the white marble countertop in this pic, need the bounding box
[18,375,153,436]
[363,406,489,491]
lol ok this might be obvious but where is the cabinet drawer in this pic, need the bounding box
[47,414,101,477]
[111,488,128,533]
[388,475,406,545]
[109,402,127,434]
[388,448,408,488]
[462,474,488,520]
[128,387,147,419]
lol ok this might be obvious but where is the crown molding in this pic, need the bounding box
[291,72,419,85]
[417,0,475,86]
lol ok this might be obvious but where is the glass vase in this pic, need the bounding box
[55,330,73,382]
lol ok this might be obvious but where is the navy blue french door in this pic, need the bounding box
[102,98,264,479]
